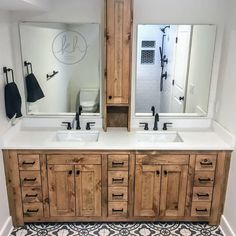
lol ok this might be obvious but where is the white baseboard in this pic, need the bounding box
[0,216,13,236]
[220,215,236,236]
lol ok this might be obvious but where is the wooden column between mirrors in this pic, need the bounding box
[103,0,133,131]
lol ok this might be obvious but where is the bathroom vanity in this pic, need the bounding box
[2,129,232,227]
[1,0,234,230]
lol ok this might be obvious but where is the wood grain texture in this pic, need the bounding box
[3,150,24,226]
[41,154,49,218]
[48,165,76,217]
[136,154,189,165]
[106,0,132,104]
[160,165,188,217]
[128,153,135,217]
[75,165,102,216]
[185,155,196,216]
[102,154,108,217]
[134,164,161,217]
[209,151,231,225]
[106,106,128,128]
[3,149,232,226]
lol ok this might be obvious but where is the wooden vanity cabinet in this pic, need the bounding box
[134,154,189,218]
[3,150,231,227]
[47,154,102,218]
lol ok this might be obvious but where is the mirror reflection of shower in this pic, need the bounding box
[135,24,216,115]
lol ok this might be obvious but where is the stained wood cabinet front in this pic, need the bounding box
[48,165,76,217]
[75,165,101,217]
[3,150,231,226]
[106,0,132,104]
[48,162,101,217]
[134,165,161,217]
[160,165,188,217]
[134,155,189,218]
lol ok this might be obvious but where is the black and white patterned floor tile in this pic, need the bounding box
[10,222,223,236]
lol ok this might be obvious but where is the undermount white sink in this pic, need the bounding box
[136,131,183,143]
[56,130,99,142]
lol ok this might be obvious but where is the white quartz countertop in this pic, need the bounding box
[1,126,234,151]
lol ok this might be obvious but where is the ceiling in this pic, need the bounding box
[0,0,50,11]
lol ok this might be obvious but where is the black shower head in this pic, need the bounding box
[160,25,170,33]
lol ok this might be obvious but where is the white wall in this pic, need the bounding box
[0,10,14,236]
[214,0,236,235]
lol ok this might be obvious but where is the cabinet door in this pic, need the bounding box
[134,164,161,217]
[48,165,75,217]
[160,165,188,217]
[75,165,101,216]
[106,0,132,104]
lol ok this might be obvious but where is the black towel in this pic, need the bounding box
[4,82,22,119]
[25,73,44,102]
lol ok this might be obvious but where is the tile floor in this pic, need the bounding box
[10,222,223,236]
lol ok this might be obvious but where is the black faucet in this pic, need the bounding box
[74,106,82,130]
[86,122,95,130]
[163,122,173,131]
[153,113,159,130]
[151,106,155,116]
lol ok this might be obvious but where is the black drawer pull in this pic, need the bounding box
[27,209,39,213]
[164,170,168,176]
[200,161,213,166]
[197,193,209,198]
[196,208,208,212]
[112,178,124,183]
[24,178,37,182]
[76,170,80,175]
[112,193,124,198]
[108,95,112,100]
[68,170,73,175]
[156,170,160,175]
[22,161,35,165]
[198,178,211,182]
[112,162,125,167]
[112,208,124,213]
[26,194,38,198]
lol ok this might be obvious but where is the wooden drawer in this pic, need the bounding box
[195,155,216,171]
[20,171,41,187]
[108,187,128,201]
[23,203,44,217]
[191,202,211,217]
[108,202,128,217]
[47,154,101,165]
[136,154,189,165]
[194,172,215,187]
[108,171,128,187]
[108,155,129,171]
[192,187,213,202]
[22,186,42,203]
[18,154,40,171]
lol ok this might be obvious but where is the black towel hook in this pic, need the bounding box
[3,67,14,84]
[24,61,33,75]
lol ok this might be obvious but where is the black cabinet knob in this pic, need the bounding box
[76,170,80,175]
[68,170,73,175]
[108,96,112,100]
[156,170,160,175]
